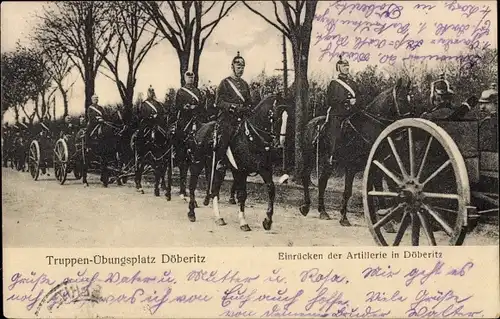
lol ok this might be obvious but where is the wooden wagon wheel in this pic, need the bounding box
[28,140,41,180]
[54,138,69,185]
[363,118,470,246]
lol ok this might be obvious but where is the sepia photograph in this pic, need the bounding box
[2,0,498,249]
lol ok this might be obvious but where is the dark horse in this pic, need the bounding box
[300,78,414,225]
[186,95,289,231]
[81,118,127,187]
[134,113,174,198]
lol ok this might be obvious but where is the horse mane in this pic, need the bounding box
[248,94,277,122]
[364,86,393,112]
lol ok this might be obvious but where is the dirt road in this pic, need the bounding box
[2,168,498,247]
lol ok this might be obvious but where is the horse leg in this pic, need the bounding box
[212,168,227,226]
[153,160,161,197]
[82,149,89,187]
[234,171,251,231]
[178,150,187,199]
[229,179,237,205]
[261,169,275,231]
[317,164,333,220]
[187,161,204,222]
[299,150,314,216]
[134,152,145,194]
[100,159,109,188]
[339,166,356,226]
[203,158,211,206]
[165,149,173,201]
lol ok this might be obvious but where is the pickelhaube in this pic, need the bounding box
[478,86,498,103]
[431,72,454,95]
[336,55,349,72]
[232,51,245,66]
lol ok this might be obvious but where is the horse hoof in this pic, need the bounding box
[262,218,273,231]
[154,189,160,197]
[339,218,351,227]
[188,213,196,222]
[229,198,236,205]
[299,205,310,217]
[319,212,331,220]
[215,218,227,226]
[203,197,210,206]
[165,194,171,201]
[137,188,144,194]
[195,201,199,208]
[240,224,252,232]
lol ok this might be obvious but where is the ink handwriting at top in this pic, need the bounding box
[329,1,403,20]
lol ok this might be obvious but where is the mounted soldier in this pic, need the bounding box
[85,94,107,143]
[174,71,204,136]
[214,51,252,171]
[137,85,166,132]
[319,55,360,165]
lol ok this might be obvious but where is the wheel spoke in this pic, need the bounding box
[432,205,458,214]
[373,160,403,185]
[422,192,459,200]
[408,128,415,178]
[411,214,420,246]
[374,203,405,230]
[422,159,451,187]
[422,203,454,237]
[387,136,409,179]
[393,212,410,246]
[417,211,437,245]
[368,190,399,197]
[416,136,433,182]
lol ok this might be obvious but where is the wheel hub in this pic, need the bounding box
[400,180,424,207]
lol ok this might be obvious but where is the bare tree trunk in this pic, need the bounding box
[84,70,96,118]
[179,52,190,87]
[193,47,201,88]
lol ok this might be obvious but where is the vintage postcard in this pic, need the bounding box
[2,1,499,318]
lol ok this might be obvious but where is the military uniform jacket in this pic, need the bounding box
[138,97,165,124]
[215,76,252,120]
[326,75,360,117]
[87,104,105,126]
[174,85,204,124]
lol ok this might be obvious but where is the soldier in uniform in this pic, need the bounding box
[429,72,455,110]
[320,55,360,165]
[137,85,166,132]
[478,82,498,115]
[85,94,106,142]
[214,51,252,171]
[174,71,204,135]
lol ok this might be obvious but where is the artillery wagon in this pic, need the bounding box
[28,130,55,180]
[363,114,498,246]
[52,127,137,186]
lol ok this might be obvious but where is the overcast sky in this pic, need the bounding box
[1,1,497,122]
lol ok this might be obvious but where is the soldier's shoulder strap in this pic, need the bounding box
[180,87,200,102]
[225,78,246,103]
[89,105,103,116]
[144,100,159,113]
[334,78,356,97]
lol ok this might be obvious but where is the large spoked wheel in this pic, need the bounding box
[363,118,470,246]
[54,138,69,185]
[29,140,41,180]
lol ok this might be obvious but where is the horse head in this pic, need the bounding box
[366,77,414,120]
[248,94,290,148]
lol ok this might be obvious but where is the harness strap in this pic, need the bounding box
[145,100,158,114]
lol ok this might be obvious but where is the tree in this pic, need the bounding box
[242,0,318,179]
[33,1,117,117]
[1,43,51,123]
[141,1,236,87]
[97,1,160,122]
